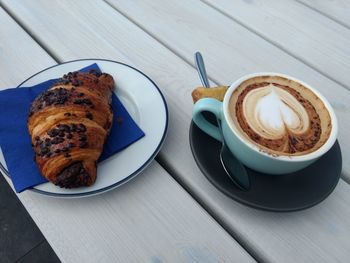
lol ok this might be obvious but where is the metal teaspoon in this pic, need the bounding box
[194,52,250,190]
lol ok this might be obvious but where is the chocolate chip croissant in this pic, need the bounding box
[27,70,114,188]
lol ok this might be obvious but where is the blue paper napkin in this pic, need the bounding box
[0,63,145,193]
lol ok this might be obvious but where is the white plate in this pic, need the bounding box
[0,59,168,197]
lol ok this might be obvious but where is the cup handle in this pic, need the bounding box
[192,98,223,142]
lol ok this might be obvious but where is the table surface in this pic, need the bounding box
[1,0,350,262]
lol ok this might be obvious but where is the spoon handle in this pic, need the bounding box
[194,52,250,191]
[195,52,210,88]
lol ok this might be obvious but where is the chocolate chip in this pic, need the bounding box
[54,149,61,153]
[41,147,49,155]
[74,98,92,106]
[83,99,92,105]
[35,136,40,141]
[51,137,64,144]
[74,99,83,104]
[70,124,77,132]
[62,147,69,152]
[85,112,93,120]
[64,152,71,158]
[30,88,72,114]
[79,141,88,148]
[58,124,70,132]
[77,92,84,97]
[58,131,65,137]
[78,124,86,132]
[47,129,59,137]
[68,143,75,148]
[66,133,73,139]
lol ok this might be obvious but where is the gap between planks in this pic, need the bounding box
[0,4,61,63]
[102,0,225,87]
[295,0,350,31]
[14,240,45,263]
[156,153,264,262]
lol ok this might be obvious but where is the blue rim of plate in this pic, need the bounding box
[0,58,169,197]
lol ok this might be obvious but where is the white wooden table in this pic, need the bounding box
[1,0,350,262]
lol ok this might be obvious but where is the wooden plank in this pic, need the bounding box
[297,0,350,29]
[0,8,55,86]
[0,7,253,263]
[202,0,350,89]
[2,0,350,262]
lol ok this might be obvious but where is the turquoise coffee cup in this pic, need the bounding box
[192,73,338,174]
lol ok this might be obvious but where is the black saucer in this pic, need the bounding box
[189,121,342,212]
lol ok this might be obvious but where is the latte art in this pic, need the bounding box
[244,84,309,139]
[229,76,332,156]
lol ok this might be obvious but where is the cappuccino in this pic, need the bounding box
[228,76,332,156]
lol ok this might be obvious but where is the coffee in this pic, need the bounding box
[228,76,332,156]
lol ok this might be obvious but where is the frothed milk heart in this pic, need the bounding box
[229,76,332,156]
